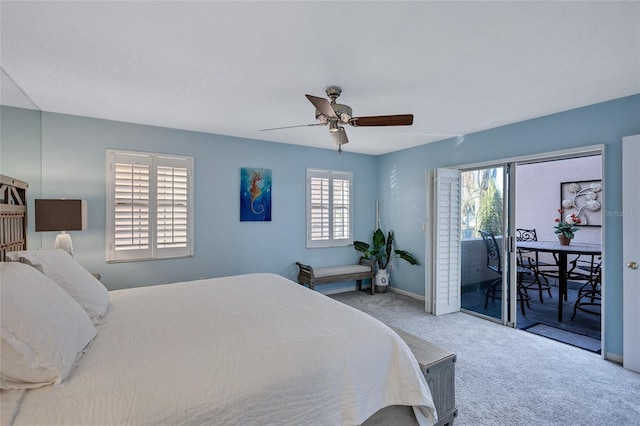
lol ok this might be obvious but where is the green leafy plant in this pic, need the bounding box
[354,228,419,270]
[554,209,581,239]
[476,177,503,236]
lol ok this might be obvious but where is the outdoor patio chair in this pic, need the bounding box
[480,230,531,316]
[516,228,554,302]
[570,255,602,320]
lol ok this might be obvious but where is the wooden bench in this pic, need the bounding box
[391,326,458,426]
[295,257,375,294]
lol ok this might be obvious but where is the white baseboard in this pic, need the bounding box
[605,352,623,364]
[319,284,425,301]
[389,286,425,301]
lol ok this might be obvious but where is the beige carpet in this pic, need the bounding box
[331,289,640,426]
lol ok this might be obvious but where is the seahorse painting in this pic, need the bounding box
[249,170,265,214]
[240,168,272,221]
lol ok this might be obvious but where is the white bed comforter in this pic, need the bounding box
[4,273,436,425]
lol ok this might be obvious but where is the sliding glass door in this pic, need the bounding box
[460,164,517,325]
[429,149,604,335]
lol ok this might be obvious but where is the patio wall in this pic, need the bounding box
[462,157,602,292]
[461,237,500,288]
[516,156,602,245]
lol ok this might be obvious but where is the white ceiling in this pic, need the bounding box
[1,1,638,155]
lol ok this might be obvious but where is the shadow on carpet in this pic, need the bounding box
[523,323,601,354]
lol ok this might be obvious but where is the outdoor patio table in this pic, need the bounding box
[517,241,602,322]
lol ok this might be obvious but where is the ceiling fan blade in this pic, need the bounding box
[261,123,326,131]
[330,127,349,147]
[305,94,337,119]
[350,114,414,127]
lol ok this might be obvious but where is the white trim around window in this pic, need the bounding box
[106,149,194,262]
[306,168,353,248]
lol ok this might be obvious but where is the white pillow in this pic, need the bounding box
[6,249,110,323]
[0,262,97,389]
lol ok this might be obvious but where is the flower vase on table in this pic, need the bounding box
[557,235,572,246]
[554,209,580,246]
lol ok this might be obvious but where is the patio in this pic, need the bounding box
[460,155,602,352]
[461,271,601,353]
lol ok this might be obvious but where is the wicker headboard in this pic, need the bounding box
[0,175,28,261]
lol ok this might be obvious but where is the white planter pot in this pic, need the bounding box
[375,269,389,293]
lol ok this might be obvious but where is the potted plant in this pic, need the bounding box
[353,228,418,293]
[553,209,581,245]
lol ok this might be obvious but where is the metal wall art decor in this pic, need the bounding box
[560,180,602,227]
[240,168,272,221]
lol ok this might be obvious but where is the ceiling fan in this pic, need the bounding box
[261,86,414,153]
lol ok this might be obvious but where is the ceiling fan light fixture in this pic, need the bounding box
[315,110,329,124]
[331,103,352,124]
[330,126,349,153]
[287,87,412,152]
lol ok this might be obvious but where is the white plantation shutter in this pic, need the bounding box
[107,150,193,262]
[310,176,329,241]
[429,168,462,315]
[114,161,150,254]
[306,169,352,248]
[156,160,189,250]
[332,178,350,239]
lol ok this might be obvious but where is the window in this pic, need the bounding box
[306,168,353,248]
[106,150,194,262]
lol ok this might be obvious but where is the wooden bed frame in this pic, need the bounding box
[392,327,458,426]
[0,174,28,261]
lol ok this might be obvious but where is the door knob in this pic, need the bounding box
[627,261,638,270]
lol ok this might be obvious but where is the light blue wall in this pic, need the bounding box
[0,106,43,246]
[3,95,638,357]
[377,94,640,357]
[5,111,378,291]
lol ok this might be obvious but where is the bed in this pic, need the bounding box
[0,175,28,261]
[0,175,437,426]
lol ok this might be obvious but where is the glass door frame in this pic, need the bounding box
[504,162,518,327]
[432,145,604,333]
[457,162,517,327]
